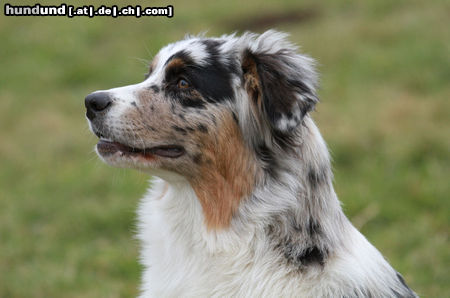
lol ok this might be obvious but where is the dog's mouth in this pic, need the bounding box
[97,139,185,159]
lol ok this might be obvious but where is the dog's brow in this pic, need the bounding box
[165,58,186,70]
[164,50,193,67]
[164,55,180,67]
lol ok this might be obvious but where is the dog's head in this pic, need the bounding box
[86,30,318,228]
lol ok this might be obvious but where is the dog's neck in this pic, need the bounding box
[151,117,349,256]
[139,118,416,298]
[234,117,349,265]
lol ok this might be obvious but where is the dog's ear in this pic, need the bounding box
[241,31,318,133]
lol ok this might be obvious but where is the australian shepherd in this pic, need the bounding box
[85,30,417,297]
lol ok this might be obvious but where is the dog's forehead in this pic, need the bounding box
[155,36,240,69]
[156,39,209,70]
[138,36,240,105]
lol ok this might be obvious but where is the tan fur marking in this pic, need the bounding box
[166,58,185,70]
[242,53,264,124]
[189,112,259,230]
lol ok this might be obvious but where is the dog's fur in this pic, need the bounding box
[86,31,417,297]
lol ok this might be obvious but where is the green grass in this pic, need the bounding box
[1,0,448,296]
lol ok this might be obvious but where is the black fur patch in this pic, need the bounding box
[164,50,192,67]
[253,52,317,129]
[396,272,409,289]
[242,49,318,151]
[149,85,160,93]
[231,111,239,124]
[197,123,208,133]
[287,78,317,117]
[163,47,235,107]
[296,246,326,266]
[266,216,328,271]
[172,125,187,135]
[255,143,278,178]
[180,98,206,109]
[307,166,328,190]
[202,39,239,75]
[394,272,416,297]
[307,220,322,238]
[283,240,327,268]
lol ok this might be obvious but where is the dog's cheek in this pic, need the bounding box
[124,91,175,138]
[162,126,210,175]
[181,112,260,229]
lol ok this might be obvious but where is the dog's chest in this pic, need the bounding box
[137,179,410,298]
[137,179,289,297]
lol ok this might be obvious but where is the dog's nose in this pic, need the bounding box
[85,92,112,120]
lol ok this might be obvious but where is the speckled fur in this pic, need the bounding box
[86,30,417,298]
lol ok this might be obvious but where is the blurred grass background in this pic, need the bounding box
[0,0,449,296]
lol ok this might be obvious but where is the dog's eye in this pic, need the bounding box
[177,78,190,89]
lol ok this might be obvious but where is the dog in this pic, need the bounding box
[85,30,417,297]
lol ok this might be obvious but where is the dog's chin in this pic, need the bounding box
[95,139,185,169]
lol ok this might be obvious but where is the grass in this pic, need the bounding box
[1,0,448,296]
